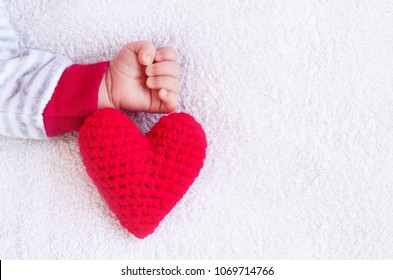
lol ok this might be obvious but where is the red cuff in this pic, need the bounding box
[43,62,109,137]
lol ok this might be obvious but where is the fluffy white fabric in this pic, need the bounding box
[1,0,393,259]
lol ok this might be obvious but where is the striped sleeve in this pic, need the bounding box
[0,2,72,139]
[0,1,107,139]
[0,1,18,60]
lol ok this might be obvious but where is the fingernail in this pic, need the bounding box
[145,54,152,63]
[145,66,152,76]
[161,89,168,97]
[147,78,155,87]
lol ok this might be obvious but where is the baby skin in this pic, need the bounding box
[98,41,181,113]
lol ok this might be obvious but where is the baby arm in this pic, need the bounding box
[0,2,180,139]
[44,42,181,138]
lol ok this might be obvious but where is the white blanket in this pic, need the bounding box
[1,0,393,259]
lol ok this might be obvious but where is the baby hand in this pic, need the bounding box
[98,41,181,113]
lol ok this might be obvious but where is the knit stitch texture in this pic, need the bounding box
[78,108,207,238]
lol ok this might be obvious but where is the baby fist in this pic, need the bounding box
[98,41,181,113]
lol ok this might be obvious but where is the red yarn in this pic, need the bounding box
[78,108,207,238]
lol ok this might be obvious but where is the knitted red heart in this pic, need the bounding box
[78,108,207,239]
